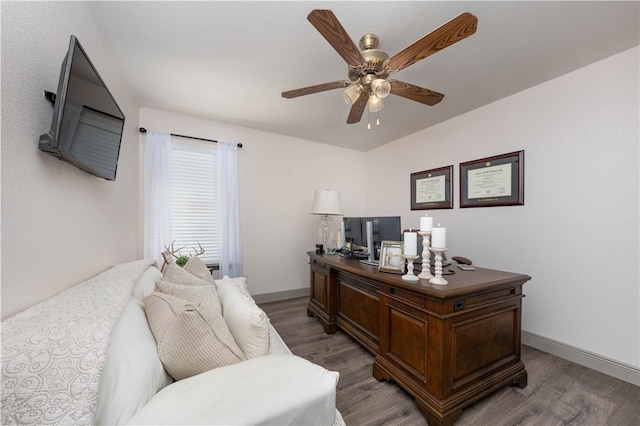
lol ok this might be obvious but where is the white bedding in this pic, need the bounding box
[1,259,156,425]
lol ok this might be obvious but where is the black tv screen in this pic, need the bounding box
[39,35,125,181]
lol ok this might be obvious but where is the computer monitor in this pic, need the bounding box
[342,217,364,249]
[361,216,402,260]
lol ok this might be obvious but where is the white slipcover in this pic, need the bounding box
[128,354,341,425]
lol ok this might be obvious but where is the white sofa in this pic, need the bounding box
[1,259,345,425]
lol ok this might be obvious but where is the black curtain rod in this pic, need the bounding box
[139,127,243,148]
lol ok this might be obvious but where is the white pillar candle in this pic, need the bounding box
[431,225,447,248]
[404,230,418,256]
[420,215,433,232]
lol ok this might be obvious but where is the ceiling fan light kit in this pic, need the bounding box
[282,9,478,127]
[368,96,383,113]
[343,83,362,105]
[371,79,391,99]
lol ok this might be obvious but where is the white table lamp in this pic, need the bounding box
[311,189,343,254]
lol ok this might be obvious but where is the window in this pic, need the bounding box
[168,139,219,266]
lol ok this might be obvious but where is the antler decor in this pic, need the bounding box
[160,240,206,270]
[190,241,205,257]
[164,241,186,258]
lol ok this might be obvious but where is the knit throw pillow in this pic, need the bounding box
[162,262,210,287]
[143,292,245,380]
[184,256,215,285]
[155,280,224,319]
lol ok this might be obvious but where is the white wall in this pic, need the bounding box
[139,108,367,297]
[366,47,639,369]
[1,2,140,319]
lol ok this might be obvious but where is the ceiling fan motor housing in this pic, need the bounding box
[348,33,390,81]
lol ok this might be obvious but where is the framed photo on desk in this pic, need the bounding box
[378,241,405,274]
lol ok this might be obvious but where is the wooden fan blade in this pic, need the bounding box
[390,80,444,106]
[347,92,368,124]
[386,12,477,72]
[307,9,364,67]
[282,80,349,98]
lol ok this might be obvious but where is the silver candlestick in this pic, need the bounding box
[418,231,433,279]
[402,255,419,282]
[428,247,448,285]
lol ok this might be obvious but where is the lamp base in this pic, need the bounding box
[318,214,335,254]
[325,239,338,255]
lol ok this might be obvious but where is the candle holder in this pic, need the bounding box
[402,255,419,282]
[418,231,433,279]
[428,247,448,285]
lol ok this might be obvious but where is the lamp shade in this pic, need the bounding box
[342,84,361,105]
[311,189,343,215]
[368,96,384,113]
[371,79,391,98]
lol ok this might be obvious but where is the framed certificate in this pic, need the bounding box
[460,151,524,208]
[410,165,453,210]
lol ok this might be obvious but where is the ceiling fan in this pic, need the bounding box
[282,9,478,125]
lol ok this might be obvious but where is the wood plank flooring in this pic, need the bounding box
[259,297,640,426]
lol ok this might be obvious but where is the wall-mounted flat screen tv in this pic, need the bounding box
[39,35,125,181]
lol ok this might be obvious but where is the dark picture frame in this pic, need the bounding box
[410,165,453,210]
[460,150,524,208]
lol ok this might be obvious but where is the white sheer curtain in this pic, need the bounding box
[217,141,242,277]
[143,131,172,267]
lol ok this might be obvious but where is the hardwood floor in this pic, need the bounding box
[260,297,640,426]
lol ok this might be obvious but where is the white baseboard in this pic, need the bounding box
[253,288,309,305]
[522,330,640,386]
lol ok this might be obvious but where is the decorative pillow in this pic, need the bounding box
[216,280,270,359]
[143,292,245,380]
[184,256,215,285]
[155,280,223,325]
[214,275,250,296]
[163,262,210,287]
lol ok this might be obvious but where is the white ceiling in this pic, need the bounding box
[86,1,639,151]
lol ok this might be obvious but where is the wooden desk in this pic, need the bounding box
[307,252,531,426]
